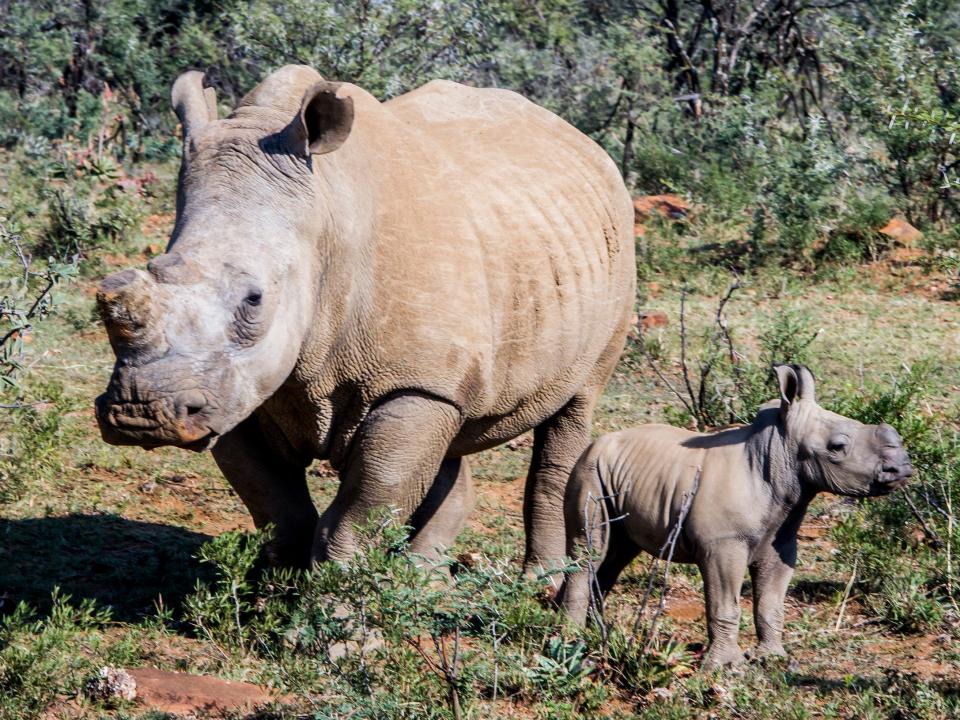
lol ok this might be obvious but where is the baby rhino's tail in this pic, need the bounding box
[559,443,610,625]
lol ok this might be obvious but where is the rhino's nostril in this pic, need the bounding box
[174,391,208,419]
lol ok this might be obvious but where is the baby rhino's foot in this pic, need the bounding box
[701,645,747,673]
[749,643,799,672]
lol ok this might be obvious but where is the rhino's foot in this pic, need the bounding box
[750,642,787,660]
[701,646,747,673]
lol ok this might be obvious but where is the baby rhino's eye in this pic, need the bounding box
[827,435,849,453]
[245,290,262,307]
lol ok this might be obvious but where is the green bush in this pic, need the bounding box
[182,514,616,719]
[830,365,959,634]
[820,194,897,264]
[643,282,819,430]
[0,590,111,720]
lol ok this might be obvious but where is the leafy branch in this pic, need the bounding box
[0,215,78,398]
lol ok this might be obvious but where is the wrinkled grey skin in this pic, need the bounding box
[560,364,913,670]
[95,66,635,575]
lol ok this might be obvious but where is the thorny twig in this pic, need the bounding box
[903,488,944,549]
[834,555,858,631]
[638,278,744,430]
[678,286,698,416]
[715,276,744,389]
[410,630,463,720]
[628,467,701,653]
[583,491,628,650]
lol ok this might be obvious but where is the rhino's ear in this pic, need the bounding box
[171,70,213,140]
[293,81,354,156]
[773,363,816,413]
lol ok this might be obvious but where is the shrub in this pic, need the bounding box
[0,590,111,720]
[640,280,819,430]
[829,364,959,633]
[181,514,616,719]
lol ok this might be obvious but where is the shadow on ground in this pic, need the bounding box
[789,578,846,603]
[0,514,212,622]
[790,670,960,699]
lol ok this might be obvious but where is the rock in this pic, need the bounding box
[125,667,282,717]
[85,666,137,703]
[646,686,673,703]
[456,550,483,569]
[633,194,690,221]
[879,217,922,246]
[639,311,669,330]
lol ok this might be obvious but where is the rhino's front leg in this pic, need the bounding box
[699,543,749,671]
[749,540,796,659]
[211,414,317,568]
[313,392,462,563]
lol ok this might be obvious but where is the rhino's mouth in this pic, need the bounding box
[135,430,220,453]
[95,393,221,453]
[872,462,913,494]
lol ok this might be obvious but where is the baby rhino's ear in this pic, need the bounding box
[773,363,816,415]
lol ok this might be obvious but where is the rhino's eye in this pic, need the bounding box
[244,290,262,307]
[827,435,849,454]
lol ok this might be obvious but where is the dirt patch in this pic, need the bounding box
[862,633,958,682]
[472,474,525,533]
[665,597,704,622]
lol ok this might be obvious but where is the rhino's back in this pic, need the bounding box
[594,425,757,558]
[359,81,634,441]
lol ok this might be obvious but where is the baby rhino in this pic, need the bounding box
[560,364,912,670]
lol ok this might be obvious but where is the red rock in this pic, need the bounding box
[127,667,283,717]
[879,217,922,246]
[639,311,669,330]
[633,194,690,221]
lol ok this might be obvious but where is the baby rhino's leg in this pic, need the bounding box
[699,542,750,670]
[749,539,796,658]
[559,449,609,625]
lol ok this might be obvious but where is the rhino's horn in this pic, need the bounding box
[172,70,212,140]
[97,270,166,357]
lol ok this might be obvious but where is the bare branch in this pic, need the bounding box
[628,466,701,652]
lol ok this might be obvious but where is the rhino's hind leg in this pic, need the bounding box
[211,415,317,568]
[559,451,608,625]
[524,391,598,588]
[595,526,641,595]
[408,456,475,560]
[313,391,462,563]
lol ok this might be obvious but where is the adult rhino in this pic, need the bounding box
[95,65,636,576]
